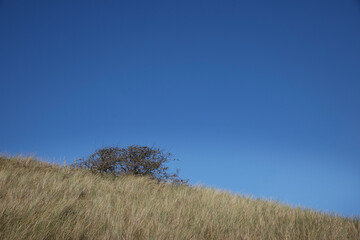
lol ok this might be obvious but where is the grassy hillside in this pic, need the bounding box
[0,156,359,240]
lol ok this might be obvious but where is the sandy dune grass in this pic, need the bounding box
[0,156,359,239]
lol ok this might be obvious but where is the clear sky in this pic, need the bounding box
[1,0,359,217]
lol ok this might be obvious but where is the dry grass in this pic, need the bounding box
[0,156,359,240]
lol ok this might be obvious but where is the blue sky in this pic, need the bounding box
[1,0,359,216]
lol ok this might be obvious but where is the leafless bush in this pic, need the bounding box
[71,145,188,184]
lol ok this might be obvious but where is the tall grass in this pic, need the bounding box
[0,156,359,240]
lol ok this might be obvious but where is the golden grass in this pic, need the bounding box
[0,156,359,240]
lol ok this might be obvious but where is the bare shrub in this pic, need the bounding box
[71,145,187,184]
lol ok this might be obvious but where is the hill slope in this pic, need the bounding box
[0,156,359,240]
